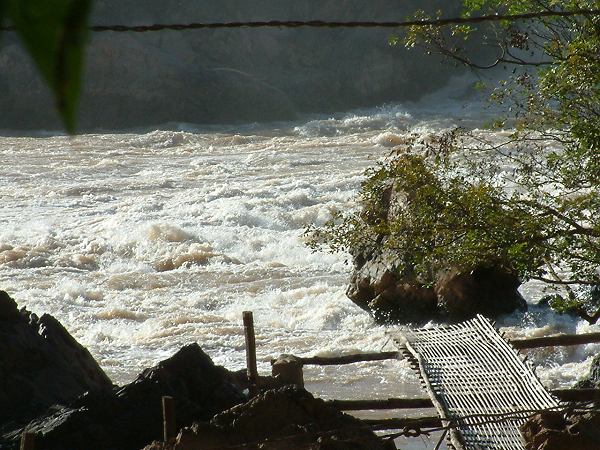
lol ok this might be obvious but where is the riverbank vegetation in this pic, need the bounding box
[309,1,600,322]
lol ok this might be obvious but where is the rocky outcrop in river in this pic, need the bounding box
[0,0,461,130]
[348,252,527,324]
[576,353,600,389]
[346,177,528,324]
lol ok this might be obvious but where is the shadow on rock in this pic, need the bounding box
[0,290,113,431]
[1,290,246,450]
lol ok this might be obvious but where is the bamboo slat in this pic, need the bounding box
[395,315,560,450]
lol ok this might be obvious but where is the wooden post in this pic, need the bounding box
[272,354,304,387]
[20,432,35,450]
[162,396,176,442]
[243,311,259,396]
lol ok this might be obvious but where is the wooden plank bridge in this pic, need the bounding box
[267,312,600,449]
[394,315,562,450]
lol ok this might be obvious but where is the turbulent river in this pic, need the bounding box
[1,78,598,448]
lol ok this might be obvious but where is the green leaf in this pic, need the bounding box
[7,0,92,133]
[388,35,400,46]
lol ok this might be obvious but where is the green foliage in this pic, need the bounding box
[308,129,599,285]
[2,0,92,132]
[310,1,600,322]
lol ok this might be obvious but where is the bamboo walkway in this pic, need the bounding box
[395,315,560,450]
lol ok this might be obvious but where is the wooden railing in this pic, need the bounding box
[18,313,600,449]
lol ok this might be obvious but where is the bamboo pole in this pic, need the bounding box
[243,311,259,396]
[551,388,600,402]
[290,332,600,367]
[324,388,600,411]
[511,332,600,349]
[297,351,398,366]
[327,397,433,410]
[362,416,442,431]
[162,396,176,442]
[20,432,35,450]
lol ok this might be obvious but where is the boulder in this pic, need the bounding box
[520,411,600,450]
[435,266,527,321]
[143,385,393,450]
[1,344,246,450]
[347,247,437,323]
[346,178,527,324]
[347,247,526,324]
[0,290,113,430]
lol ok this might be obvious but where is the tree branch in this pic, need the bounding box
[530,276,599,286]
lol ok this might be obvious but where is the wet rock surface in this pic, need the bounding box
[0,290,113,429]
[143,385,394,450]
[348,244,527,324]
[347,246,437,324]
[521,411,600,450]
[1,342,246,450]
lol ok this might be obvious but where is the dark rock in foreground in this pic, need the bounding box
[144,385,394,450]
[521,411,600,450]
[1,343,246,450]
[0,290,113,429]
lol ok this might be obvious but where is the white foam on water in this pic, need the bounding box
[0,78,593,406]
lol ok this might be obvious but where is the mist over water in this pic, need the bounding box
[1,75,598,449]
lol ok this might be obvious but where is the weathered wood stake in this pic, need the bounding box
[20,432,35,450]
[162,395,176,442]
[243,311,259,396]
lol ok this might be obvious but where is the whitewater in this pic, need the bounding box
[1,77,598,448]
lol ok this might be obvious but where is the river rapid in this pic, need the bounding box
[1,77,598,448]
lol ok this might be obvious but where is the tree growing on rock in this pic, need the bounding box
[308,1,600,323]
